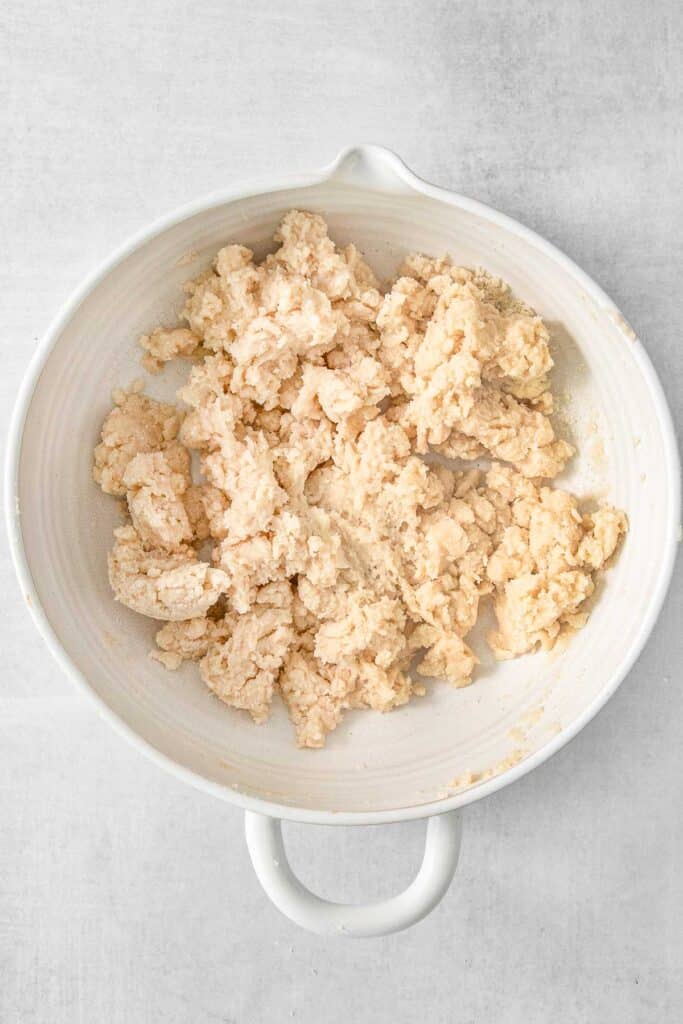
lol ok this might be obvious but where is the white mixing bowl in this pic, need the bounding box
[6,145,680,936]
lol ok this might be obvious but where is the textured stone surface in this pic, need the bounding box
[1,1,681,1020]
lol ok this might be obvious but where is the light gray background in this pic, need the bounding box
[2,1,681,1021]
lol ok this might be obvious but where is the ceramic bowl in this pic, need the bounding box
[6,145,679,935]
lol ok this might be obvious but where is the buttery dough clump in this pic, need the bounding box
[94,211,626,747]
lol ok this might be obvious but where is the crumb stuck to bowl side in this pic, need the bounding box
[92,211,626,748]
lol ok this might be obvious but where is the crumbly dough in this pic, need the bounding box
[140,326,201,374]
[108,524,229,621]
[93,211,626,747]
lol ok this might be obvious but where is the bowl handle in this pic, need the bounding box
[244,809,462,937]
[325,144,418,194]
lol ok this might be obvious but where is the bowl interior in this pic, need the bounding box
[14,179,676,814]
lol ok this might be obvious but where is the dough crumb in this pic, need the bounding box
[94,387,182,496]
[140,326,201,373]
[108,524,229,621]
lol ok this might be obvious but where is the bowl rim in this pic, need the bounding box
[5,144,681,825]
